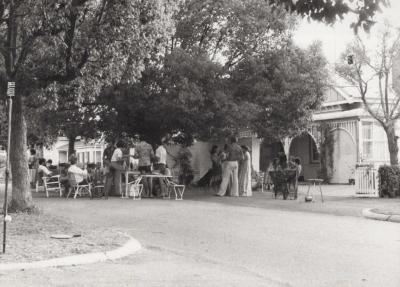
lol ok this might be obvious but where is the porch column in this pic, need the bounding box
[251,137,261,172]
[357,119,362,163]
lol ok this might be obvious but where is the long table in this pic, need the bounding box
[122,171,173,198]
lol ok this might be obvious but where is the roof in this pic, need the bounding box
[57,141,104,151]
[313,108,369,121]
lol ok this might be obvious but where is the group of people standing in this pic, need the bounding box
[197,137,253,197]
[103,135,169,198]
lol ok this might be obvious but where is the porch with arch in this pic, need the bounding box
[287,122,358,184]
[288,132,320,181]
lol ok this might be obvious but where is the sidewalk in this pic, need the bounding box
[185,184,400,221]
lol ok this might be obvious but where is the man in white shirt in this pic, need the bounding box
[68,156,88,184]
[155,141,167,170]
[60,156,87,197]
[104,140,127,197]
[155,140,168,197]
[37,158,52,178]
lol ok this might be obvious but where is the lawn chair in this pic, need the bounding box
[90,168,106,198]
[66,173,92,199]
[36,174,62,198]
[35,168,62,197]
[164,176,185,200]
[127,176,144,200]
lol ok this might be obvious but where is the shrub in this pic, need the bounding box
[378,165,400,198]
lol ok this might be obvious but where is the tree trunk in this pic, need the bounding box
[385,123,399,166]
[68,135,76,158]
[9,94,34,212]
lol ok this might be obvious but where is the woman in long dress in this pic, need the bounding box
[215,144,231,196]
[239,145,252,196]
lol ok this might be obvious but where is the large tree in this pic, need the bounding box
[99,0,328,144]
[336,23,400,165]
[229,41,328,140]
[98,48,254,145]
[0,0,178,211]
[97,0,294,143]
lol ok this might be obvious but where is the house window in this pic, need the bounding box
[95,151,102,163]
[373,123,389,162]
[309,137,320,163]
[362,122,373,160]
[86,152,90,163]
[77,152,84,163]
[59,151,68,163]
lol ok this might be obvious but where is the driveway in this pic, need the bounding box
[0,189,398,287]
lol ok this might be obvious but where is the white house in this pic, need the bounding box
[260,74,400,184]
[43,136,105,165]
[192,74,400,185]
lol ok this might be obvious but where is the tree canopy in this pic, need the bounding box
[98,0,328,146]
[276,0,389,32]
[230,41,328,140]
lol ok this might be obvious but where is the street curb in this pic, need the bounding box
[0,237,141,271]
[362,208,400,223]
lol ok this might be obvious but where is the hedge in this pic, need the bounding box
[378,165,400,198]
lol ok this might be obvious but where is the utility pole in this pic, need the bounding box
[3,81,15,253]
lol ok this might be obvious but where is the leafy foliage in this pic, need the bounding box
[273,0,389,32]
[174,0,296,66]
[378,165,400,197]
[98,48,245,145]
[230,41,328,140]
[98,0,328,146]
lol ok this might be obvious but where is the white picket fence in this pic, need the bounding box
[354,165,379,197]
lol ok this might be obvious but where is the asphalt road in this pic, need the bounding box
[0,194,399,287]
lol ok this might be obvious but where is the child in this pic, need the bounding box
[92,163,106,197]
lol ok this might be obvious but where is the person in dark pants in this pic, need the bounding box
[103,142,115,199]
[133,135,155,197]
[59,163,70,197]
[105,140,126,198]
[216,137,244,197]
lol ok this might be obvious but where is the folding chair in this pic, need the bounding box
[66,173,92,199]
[91,170,105,198]
[164,177,185,200]
[91,181,105,198]
[36,172,62,198]
[127,176,144,200]
[43,175,62,198]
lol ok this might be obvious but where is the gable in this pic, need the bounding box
[324,87,347,103]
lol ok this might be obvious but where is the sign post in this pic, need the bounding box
[3,82,14,253]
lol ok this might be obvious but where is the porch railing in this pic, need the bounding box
[354,165,379,197]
